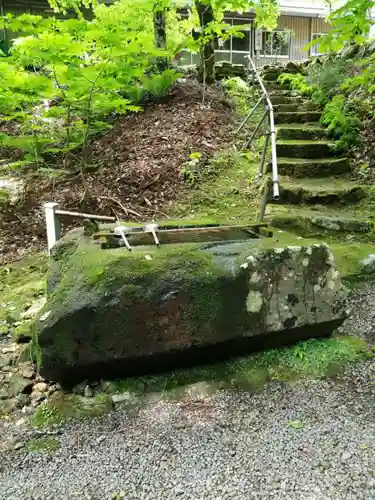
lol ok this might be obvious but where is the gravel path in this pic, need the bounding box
[2,283,375,500]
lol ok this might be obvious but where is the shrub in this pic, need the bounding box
[321,94,361,148]
[142,69,182,98]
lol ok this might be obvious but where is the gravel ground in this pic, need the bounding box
[2,283,375,500]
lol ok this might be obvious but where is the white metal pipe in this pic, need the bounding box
[269,110,280,200]
[55,210,116,222]
[44,202,61,254]
[245,55,279,200]
[235,92,265,135]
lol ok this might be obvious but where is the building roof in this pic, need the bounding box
[278,0,330,18]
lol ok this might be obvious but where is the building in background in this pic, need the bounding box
[180,1,333,68]
[180,0,375,68]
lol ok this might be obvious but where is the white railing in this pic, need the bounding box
[44,202,116,254]
[235,54,279,220]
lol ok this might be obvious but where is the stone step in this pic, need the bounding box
[276,124,326,141]
[273,103,318,113]
[254,82,291,92]
[270,157,350,178]
[268,89,300,98]
[270,96,305,105]
[276,139,337,159]
[270,177,366,205]
[274,111,322,124]
[265,206,374,234]
[263,82,291,90]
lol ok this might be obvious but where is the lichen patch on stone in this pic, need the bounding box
[246,291,263,313]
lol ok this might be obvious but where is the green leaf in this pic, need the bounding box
[189,152,202,160]
[287,420,305,429]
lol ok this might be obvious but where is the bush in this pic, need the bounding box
[142,69,182,98]
[321,94,360,148]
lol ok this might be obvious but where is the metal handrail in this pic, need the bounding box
[243,55,280,204]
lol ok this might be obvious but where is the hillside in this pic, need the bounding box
[0,80,238,263]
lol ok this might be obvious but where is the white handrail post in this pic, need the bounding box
[44,202,61,254]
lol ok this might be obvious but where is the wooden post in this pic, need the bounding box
[44,202,61,254]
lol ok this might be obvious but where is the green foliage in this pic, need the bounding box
[96,335,369,396]
[27,437,61,453]
[0,2,189,174]
[321,94,360,148]
[142,69,182,97]
[32,403,62,427]
[222,76,261,118]
[278,73,315,96]
[310,0,375,54]
[287,419,305,429]
[31,392,113,427]
[308,58,349,104]
[189,151,202,159]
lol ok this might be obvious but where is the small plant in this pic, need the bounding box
[287,419,305,430]
[278,73,314,96]
[32,403,62,428]
[26,437,61,453]
[321,94,360,148]
[142,69,182,98]
[222,76,260,118]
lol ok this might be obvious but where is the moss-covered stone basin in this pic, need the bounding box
[36,227,347,384]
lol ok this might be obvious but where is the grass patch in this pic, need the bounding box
[26,437,60,453]
[99,335,370,397]
[31,392,113,428]
[0,253,47,324]
[172,149,261,223]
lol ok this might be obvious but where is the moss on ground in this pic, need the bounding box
[98,335,370,397]
[0,254,47,324]
[26,437,60,453]
[171,149,261,223]
[31,392,113,428]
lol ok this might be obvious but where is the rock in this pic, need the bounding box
[311,216,373,234]
[0,398,17,414]
[12,322,32,343]
[21,297,47,320]
[84,384,94,398]
[72,381,87,396]
[360,254,375,274]
[33,382,48,393]
[0,177,25,204]
[30,390,45,405]
[0,324,9,336]
[341,451,352,462]
[7,375,33,397]
[15,393,30,408]
[111,392,135,404]
[13,441,24,450]
[0,357,10,370]
[37,227,347,384]
[285,61,302,74]
[18,362,35,379]
[2,345,17,354]
[215,61,246,80]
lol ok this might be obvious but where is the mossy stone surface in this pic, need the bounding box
[37,227,347,384]
[276,140,336,159]
[273,177,366,205]
[276,124,327,141]
[271,158,350,178]
[274,111,322,124]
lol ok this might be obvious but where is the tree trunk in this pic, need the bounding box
[153,3,168,72]
[195,1,216,84]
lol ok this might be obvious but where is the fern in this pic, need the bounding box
[321,94,360,148]
[278,73,315,96]
[142,69,182,98]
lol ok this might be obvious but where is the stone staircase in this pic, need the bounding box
[262,82,371,234]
